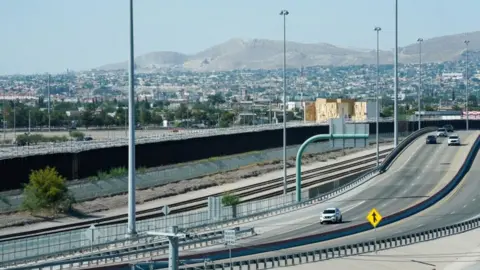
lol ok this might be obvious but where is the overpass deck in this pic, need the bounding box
[278,227,480,270]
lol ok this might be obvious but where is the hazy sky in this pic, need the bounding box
[0,0,478,75]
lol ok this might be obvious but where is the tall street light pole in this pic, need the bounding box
[464,39,470,131]
[280,9,289,195]
[393,0,399,147]
[374,27,381,167]
[47,74,51,132]
[127,0,137,237]
[417,38,423,130]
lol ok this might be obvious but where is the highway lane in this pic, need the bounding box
[131,132,470,261]
[153,131,478,270]
[383,132,480,237]
[245,131,479,252]
[223,132,472,246]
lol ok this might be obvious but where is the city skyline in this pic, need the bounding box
[1,0,479,75]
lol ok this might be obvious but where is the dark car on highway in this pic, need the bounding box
[426,135,437,144]
[443,124,454,133]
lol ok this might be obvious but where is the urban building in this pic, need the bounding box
[306,98,377,123]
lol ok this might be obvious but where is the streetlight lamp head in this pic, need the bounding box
[417,38,423,43]
[280,10,289,15]
[374,27,381,31]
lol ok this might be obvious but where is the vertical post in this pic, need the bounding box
[13,101,16,139]
[374,27,381,167]
[168,226,179,270]
[2,94,4,144]
[47,74,51,132]
[28,110,31,134]
[393,0,399,148]
[127,0,137,237]
[229,246,232,270]
[417,38,423,130]
[374,227,377,254]
[280,10,289,195]
[465,40,470,131]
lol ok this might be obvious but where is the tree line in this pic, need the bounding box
[0,93,243,129]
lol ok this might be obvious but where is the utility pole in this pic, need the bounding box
[464,39,470,131]
[417,38,424,130]
[47,74,51,132]
[279,9,289,195]
[127,0,137,237]
[393,0,399,147]
[147,226,186,270]
[374,26,381,167]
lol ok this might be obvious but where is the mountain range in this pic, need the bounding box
[97,31,480,72]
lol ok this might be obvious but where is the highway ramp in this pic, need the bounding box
[144,131,477,261]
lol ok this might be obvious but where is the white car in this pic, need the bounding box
[320,207,342,224]
[448,134,461,146]
[436,128,448,137]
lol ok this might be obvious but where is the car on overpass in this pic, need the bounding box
[448,134,461,146]
[426,135,437,144]
[320,207,342,224]
[443,124,454,133]
[436,128,448,137]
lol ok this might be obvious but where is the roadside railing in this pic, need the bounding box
[180,217,480,270]
[0,130,421,264]
[0,227,256,269]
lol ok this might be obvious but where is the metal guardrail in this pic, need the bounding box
[2,228,256,270]
[1,227,256,269]
[378,126,437,173]
[181,218,480,270]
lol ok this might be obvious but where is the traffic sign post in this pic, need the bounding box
[366,208,383,254]
[224,229,236,270]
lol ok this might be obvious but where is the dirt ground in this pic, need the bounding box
[0,141,391,229]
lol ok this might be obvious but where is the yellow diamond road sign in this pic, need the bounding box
[366,208,382,228]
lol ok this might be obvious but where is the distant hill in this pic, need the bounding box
[97,31,480,72]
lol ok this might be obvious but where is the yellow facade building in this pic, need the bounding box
[310,98,373,123]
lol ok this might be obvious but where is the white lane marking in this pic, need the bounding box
[451,211,456,215]
[342,201,366,213]
[395,230,402,234]
[391,140,429,173]
[415,224,424,228]
[473,198,476,202]
[463,204,467,208]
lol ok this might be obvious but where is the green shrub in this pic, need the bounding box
[69,131,85,140]
[221,192,240,206]
[22,167,74,215]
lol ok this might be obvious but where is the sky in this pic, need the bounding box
[0,0,479,75]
